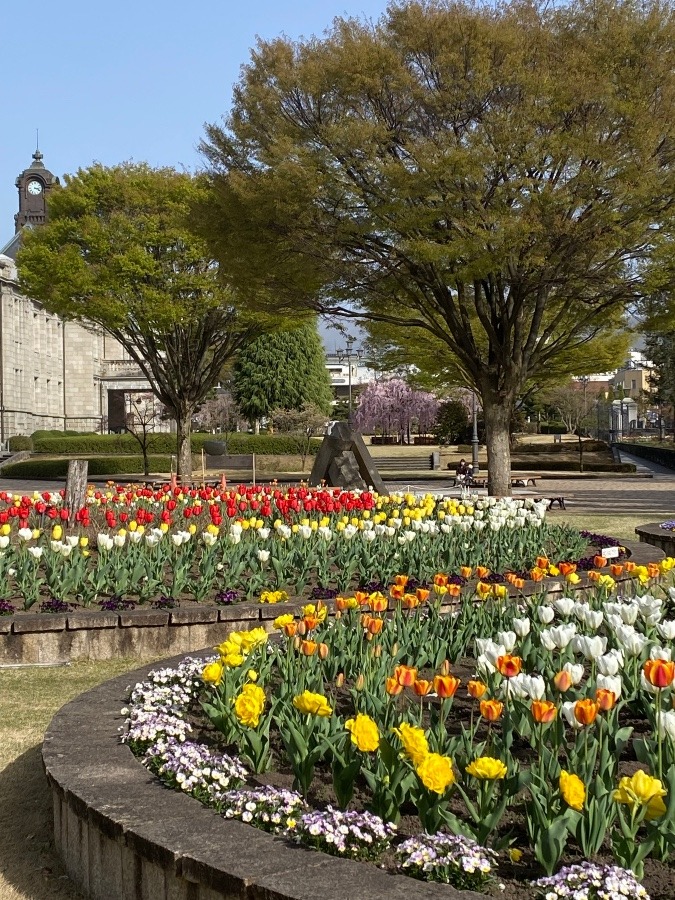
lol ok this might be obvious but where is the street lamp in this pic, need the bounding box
[471,392,480,475]
[336,340,363,421]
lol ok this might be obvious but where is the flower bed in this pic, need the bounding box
[119,565,675,900]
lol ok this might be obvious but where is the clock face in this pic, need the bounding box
[27,180,43,196]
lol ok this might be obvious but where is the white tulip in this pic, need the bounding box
[596,674,622,699]
[128,531,143,544]
[256,528,270,540]
[497,631,517,653]
[521,674,546,700]
[619,604,639,626]
[227,532,241,545]
[18,527,33,542]
[650,645,672,662]
[562,662,585,685]
[597,650,623,676]
[606,614,625,632]
[0,535,9,549]
[584,610,604,630]
[202,532,217,547]
[65,535,79,548]
[537,606,555,624]
[97,534,114,551]
[113,534,126,548]
[299,525,313,540]
[512,617,531,638]
[552,597,575,617]
[539,629,557,652]
[549,623,577,649]
[572,635,607,659]
[620,632,649,658]
[145,534,160,548]
[657,620,675,641]
[573,602,590,621]
[656,710,675,741]
[257,550,270,563]
[27,546,43,559]
[561,701,584,729]
[50,540,64,552]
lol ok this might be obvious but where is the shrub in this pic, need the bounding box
[540,422,567,434]
[8,435,32,451]
[31,432,321,456]
[2,456,174,479]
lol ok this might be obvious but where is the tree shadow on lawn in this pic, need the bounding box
[0,744,82,900]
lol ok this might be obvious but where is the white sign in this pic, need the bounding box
[601,546,620,559]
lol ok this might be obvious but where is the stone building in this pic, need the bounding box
[0,151,153,440]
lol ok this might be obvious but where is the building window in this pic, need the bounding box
[631,379,637,391]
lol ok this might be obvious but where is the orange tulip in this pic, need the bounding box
[318,642,329,660]
[553,670,573,692]
[385,676,403,696]
[434,573,449,588]
[283,622,298,637]
[475,566,490,579]
[303,616,320,631]
[439,659,451,675]
[648,563,661,579]
[574,698,599,726]
[480,699,504,721]
[593,555,608,568]
[369,593,388,612]
[467,679,487,699]
[447,583,462,597]
[531,700,557,723]
[367,617,384,635]
[395,665,418,687]
[624,561,636,573]
[336,597,352,612]
[393,574,409,588]
[505,572,518,585]
[530,568,545,582]
[402,593,420,609]
[355,591,370,606]
[460,566,473,579]
[536,556,550,570]
[587,570,601,583]
[390,585,405,601]
[559,562,577,576]
[413,679,433,697]
[476,581,492,597]
[643,659,675,689]
[513,577,525,590]
[416,588,430,603]
[496,654,523,678]
[595,688,616,711]
[300,639,318,656]
[434,674,460,698]
[610,564,624,577]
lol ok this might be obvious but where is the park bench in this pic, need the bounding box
[375,454,440,472]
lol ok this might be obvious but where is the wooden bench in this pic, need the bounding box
[511,474,541,487]
[375,454,440,472]
[535,495,568,510]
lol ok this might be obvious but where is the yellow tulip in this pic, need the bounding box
[613,770,667,820]
[416,753,456,795]
[345,713,380,752]
[559,771,585,811]
[465,756,508,780]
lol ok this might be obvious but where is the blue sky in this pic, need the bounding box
[2,0,388,242]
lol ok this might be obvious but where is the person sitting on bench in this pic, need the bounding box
[455,459,470,485]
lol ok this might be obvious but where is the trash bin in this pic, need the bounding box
[430,451,440,470]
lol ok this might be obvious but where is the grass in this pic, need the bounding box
[546,512,643,543]
[0,657,160,900]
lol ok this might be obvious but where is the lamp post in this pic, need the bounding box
[471,392,480,475]
[336,340,363,422]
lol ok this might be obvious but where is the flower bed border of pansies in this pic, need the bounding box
[2,536,663,667]
[42,654,478,900]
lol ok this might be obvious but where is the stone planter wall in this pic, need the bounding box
[635,522,675,556]
[42,659,481,900]
[2,537,664,667]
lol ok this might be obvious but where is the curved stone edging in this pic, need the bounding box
[3,537,665,666]
[42,656,483,900]
[635,522,675,556]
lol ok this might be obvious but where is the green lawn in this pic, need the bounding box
[0,658,159,900]
[546,513,644,543]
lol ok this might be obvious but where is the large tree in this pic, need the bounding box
[199,0,675,494]
[17,163,265,477]
[232,322,333,429]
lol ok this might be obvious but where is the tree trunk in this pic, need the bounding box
[176,409,193,479]
[483,399,512,496]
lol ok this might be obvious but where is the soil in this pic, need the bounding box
[167,657,675,900]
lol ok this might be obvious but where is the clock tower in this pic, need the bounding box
[14,148,58,233]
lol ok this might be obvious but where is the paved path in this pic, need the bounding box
[0,456,673,519]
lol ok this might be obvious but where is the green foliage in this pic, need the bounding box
[200,0,675,491]
[8,436,32,451]
[16,163,267,476]
[434,400,469,445]
[510,459,635,473]
[2,456,174,479]
[29,431,321,456]
[233,322,333,424]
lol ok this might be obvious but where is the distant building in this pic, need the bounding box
[0,151,155,439]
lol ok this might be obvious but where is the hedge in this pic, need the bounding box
[511,460,636,473]
[2,456,174,479]
[8,435,32,451]
[30,433,322,456]
[617,442,675,471]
